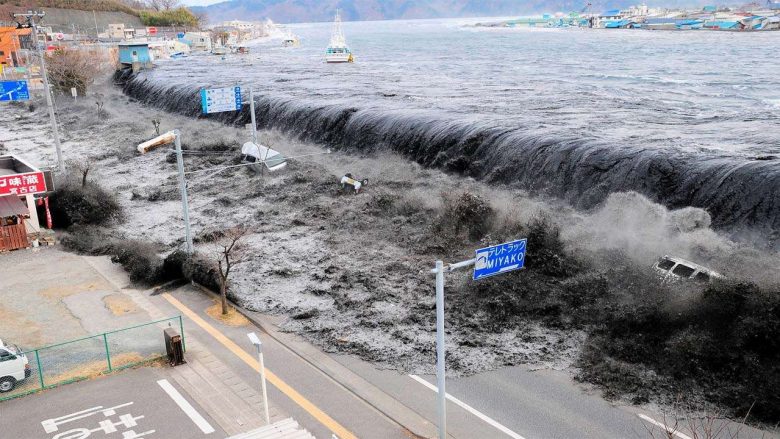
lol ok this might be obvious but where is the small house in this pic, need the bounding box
[182,32,212,52]
[118,43,153,71]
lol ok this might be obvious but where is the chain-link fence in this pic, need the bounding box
[0,316,184,401]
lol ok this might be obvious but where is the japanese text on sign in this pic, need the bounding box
[473,239,527,280]
[0,171,47,196]
[0,80,30,102]
[200,86,241,114]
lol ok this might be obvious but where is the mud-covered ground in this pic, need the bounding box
[2,78,779,423]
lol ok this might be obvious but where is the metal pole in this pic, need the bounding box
[257,344,271,424]
[249,88,257,145]
[34,349,44,388]
[92,10,99,40]
[174,131,194,254]
[103,333,112,372]
[27,12,65,171]
[435,260,446,439]
[178,316,186,353]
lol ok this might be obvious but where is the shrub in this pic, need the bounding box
[45,48,107,95]
[436,191,495,241]
[524,217,579,277]
[181,252,221,293]
[579,281,780,422]
[110,240,164,284]
[49,180,123,227]
[60,225,113,255]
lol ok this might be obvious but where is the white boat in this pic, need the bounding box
[282,31,300,47]
[325,10,354,63]
[241,142,287,172]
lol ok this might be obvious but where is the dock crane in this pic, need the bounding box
[581,2,594,28]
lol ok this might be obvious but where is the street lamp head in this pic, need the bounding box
[247,331,261,348]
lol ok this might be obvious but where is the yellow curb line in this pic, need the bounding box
[162,292,358,439]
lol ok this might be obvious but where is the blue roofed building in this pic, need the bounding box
[118,42,153,72]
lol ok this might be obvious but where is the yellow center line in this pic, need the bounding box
[162,293,358,439]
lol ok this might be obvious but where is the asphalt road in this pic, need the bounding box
[334,356,780,439]
[0,367,226,439]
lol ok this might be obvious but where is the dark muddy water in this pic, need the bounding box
[123,18,780,238]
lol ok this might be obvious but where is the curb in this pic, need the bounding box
[187,281,437,439]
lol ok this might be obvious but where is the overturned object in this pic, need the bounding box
[341,173,368,194]
[137,130,176,154]
[242,142,287,172]
[653,255,724,283]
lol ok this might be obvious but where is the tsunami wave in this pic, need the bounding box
[117,70,780,241]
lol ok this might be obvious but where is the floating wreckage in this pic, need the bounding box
[242,141,288,172]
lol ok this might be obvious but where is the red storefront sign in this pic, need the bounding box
[0,171,47,196]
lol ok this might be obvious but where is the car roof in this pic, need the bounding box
[659,255,724,278]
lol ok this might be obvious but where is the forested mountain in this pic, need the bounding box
[192,0,710,23]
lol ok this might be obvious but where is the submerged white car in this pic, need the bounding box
[241,142,288,172]
[0,339,31,392]
[653,255,724,283]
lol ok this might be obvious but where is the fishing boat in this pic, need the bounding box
[282,31,300,47]
[325,10,354,63]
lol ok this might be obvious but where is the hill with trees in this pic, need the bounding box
[0,0,201,27]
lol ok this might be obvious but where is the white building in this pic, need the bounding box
[183,32,212,51]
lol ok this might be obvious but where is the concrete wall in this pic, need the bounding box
[41,7,143,37]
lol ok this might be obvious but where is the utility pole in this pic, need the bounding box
[13,11,65,171]
[92,10,100,41]
[174,130,194,254]
[249,88,257,145]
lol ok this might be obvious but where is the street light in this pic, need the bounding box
[247,331,270,424]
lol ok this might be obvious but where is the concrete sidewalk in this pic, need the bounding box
[88,256,292,437]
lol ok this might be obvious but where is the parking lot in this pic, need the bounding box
[0,367,226,438]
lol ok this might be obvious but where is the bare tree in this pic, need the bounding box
[46,48,110,95]
[214,226,250,315]
[147,0,181,11]
[67,158,93,187]
[642,398,757,439]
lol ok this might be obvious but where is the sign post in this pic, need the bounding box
[0,80,30,102]
[430,238,527,439]
[200,86,242,114]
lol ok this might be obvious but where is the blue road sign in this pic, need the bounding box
[200,86,242,114]
[473,239,527,280]
[0,80,30,102]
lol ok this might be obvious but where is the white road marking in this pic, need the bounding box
[408,374,527,439]
[157,379,215,434]
[638,413,694,439]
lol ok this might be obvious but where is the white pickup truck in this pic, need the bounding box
[0,339,31,392]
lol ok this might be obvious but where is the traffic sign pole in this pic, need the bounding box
[429,239,526,439]
[434,260,446,439]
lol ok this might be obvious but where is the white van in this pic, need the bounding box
[0,339,31,392]
[653,255,724,283]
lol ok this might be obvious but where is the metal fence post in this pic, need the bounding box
[103,333,112,372]
[178,316,186,353]
[34,349,44,389]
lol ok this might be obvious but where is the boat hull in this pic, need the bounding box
[325,53,353,63]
